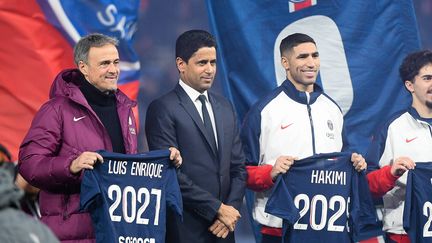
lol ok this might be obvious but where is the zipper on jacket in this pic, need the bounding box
[429,125,432,138]
[306,93,316,155]
[62,194,70,220]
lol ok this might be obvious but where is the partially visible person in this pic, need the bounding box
[0,143,12,163]
[18,33,181,242]
[366,50,432,243]
[1,142,41,218]
[0,164,59,243]
[241,33,367,243]
[146,29,246,243]
[15,173,41,218]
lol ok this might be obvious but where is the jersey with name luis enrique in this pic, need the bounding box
[80,150,182,243]
[265,152,381,243]
[404,162,432,243]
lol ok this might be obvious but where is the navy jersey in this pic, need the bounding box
[265,152,381,243]
[80,150,182,243]
[404,162,432,243]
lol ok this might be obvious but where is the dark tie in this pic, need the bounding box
[198,95,217,151]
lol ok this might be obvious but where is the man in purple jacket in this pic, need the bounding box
[18,33,181,242]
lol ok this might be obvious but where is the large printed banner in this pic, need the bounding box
[0,0,140,160]
[206,0,421,153]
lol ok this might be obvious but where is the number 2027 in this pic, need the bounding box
[108,184,161,225]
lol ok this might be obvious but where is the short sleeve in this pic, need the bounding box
[165,167,183,218]
[403,170,414,232]
[80,169,101,211]
[265,176,299,224]
[351,171,383,241]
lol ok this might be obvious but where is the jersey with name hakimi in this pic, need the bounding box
[265,152,382,242]
[80,150,182,243]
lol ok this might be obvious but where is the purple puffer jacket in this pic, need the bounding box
[19,69,138,242]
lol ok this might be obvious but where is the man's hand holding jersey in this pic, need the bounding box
[351,153,367,172]
[168,147,182,168]
[391,156,415,176]
[271,156,297,181]
[70,151,103,174]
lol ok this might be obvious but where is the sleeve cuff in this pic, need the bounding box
[382,165,400,181]
[366,165,399,198]
[246,164,274,191]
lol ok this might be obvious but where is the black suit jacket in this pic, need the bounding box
[145,84,246,243]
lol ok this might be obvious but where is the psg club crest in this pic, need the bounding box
[327,120,334,131]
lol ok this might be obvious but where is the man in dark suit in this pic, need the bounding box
[145,30,246,243]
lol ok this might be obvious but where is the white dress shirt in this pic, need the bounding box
[179,79,218,147]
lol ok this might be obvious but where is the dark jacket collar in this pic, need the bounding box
[281,79,323,105]
[79,77,116,107]
[408,106,432,124]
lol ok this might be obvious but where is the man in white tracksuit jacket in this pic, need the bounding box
[241,33,367,243]
[366,50,432,243]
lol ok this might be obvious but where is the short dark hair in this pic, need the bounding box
[175,30,216,63]
[280,33,316,56]
[399,50,432,82]
[73,33,118,66]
